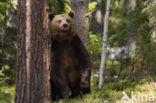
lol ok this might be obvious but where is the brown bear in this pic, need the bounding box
[49,11,92,101]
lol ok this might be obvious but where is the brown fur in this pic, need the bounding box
[49,11,92,101]
[49,14,76,42]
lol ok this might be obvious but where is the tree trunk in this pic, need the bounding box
[98,0,111,89]
[91,0,103,35]
[15,0,51,103]
[127,0,136,57]
[71,0,89,46]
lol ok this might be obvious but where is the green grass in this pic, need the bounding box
[0,77,156,103]
[0,85,15,103]
[54,77,156,103]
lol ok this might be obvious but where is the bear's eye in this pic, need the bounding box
[66,19,69,22]
[58,20,61,23]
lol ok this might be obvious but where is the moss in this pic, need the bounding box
[1,77,156,103]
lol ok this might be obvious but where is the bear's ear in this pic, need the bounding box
[69,10,75,18]
[48,13,55,21]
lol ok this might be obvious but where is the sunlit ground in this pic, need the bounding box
[0,85,15,103]
[1,76,156,103]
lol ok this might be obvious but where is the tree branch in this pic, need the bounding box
[85,7,98,17]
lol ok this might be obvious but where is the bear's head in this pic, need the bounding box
[49,11,76,42]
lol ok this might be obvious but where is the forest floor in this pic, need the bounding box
[0,76,156,103]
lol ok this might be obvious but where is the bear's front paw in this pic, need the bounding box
[80,80,90,94]
[62,88,72,98]
[80,87,90,94]
[80,80,89,88]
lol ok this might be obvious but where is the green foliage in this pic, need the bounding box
[0,92,12,103]
[108,0,127,46]
[0,27,16,85]
[0,1,16,91]
[106,0,156,77]
[0,64,15,86]
[0,1,10,22]
[87,32,102,61]
[92,60,101,70]
[48,0,70,14]
[108,20,128,46]
[88,1,97,12]
[131,0,156,75]
[0,85,14,103]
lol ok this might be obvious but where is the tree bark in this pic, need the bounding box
[91,0,103,35]
[15,0,51,103]
[71,0,89,46]
[127,0,136,57]
[98,0,111,89]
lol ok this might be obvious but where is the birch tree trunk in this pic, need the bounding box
[126,0,136,76]
[71,0,89,46]
[127,0,136,57]
[98,0,111,89]
[15,0,51,103]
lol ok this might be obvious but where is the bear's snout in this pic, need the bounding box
[63,24,68,28]
[62,23,69,31]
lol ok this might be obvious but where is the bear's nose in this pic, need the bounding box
[63,24,68,28]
